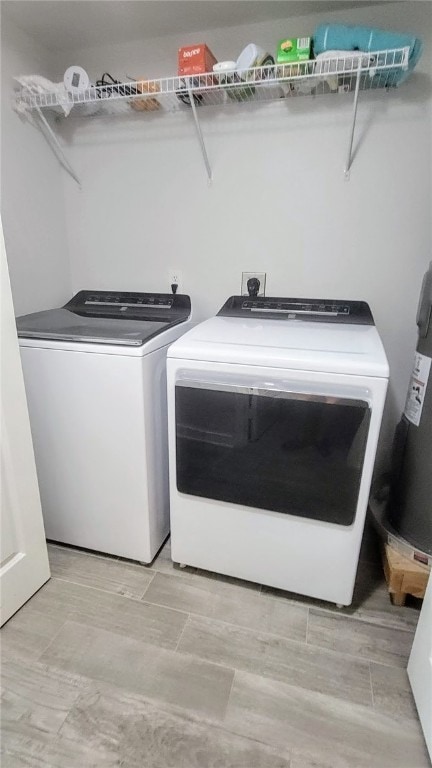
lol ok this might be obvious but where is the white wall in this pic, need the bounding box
[53,1,431,461]
[0,19,71,315]
[5,2,431,467]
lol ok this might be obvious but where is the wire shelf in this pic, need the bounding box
[15,47,410,117]
[15,46,410,185]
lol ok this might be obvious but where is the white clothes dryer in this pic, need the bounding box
[167,295,389,606]
[17,290,192,562]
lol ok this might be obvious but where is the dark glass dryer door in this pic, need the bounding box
[175,380,371,526]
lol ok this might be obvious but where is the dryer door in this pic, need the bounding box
[175,374,371,526]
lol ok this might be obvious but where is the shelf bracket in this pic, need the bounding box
[35,106,82,188]
[344,59,363,180]
[187,86,212,182]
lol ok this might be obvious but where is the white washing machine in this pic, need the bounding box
[167,295,389,606]
[17,290,192,562]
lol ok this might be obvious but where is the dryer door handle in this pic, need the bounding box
[175,379,369,409]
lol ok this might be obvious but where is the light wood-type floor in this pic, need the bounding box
[1,522,429,768]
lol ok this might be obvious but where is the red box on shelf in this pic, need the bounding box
[178,44,217,76]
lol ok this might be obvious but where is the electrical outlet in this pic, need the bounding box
[168,269,183,294]
[241,272,266,297]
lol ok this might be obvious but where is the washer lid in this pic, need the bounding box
[16,291,191,347]
[16,308,169,346]
[168,316,389,378]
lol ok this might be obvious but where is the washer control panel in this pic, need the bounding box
[64,291,191,322]
[83,294,173,309]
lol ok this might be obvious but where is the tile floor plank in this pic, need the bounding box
[307,607,415,667]
[370,662,420,721]
[225,670,430,768]
[40,620,235,721]
[0,603,65,666]
[58,680,291,767]
[48,544,154,599]
[9,576,187,653]
[1,724,59,768]
[178,614,373,706]
[1,658,90,736]
[290,757,336,768]
[143,571,308,641]
[1,543,426,767]
[262,559,420,632]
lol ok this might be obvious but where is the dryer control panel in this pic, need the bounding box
[218,296,374,324]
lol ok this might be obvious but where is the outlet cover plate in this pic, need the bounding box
[241,272,266,297]
[168,269,183,294]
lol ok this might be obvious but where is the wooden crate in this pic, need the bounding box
[381,543,430,606]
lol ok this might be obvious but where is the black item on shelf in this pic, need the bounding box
[95,72,139,98]
[176,79,204,107]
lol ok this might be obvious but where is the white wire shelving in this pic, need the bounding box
[15,47,410,185]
